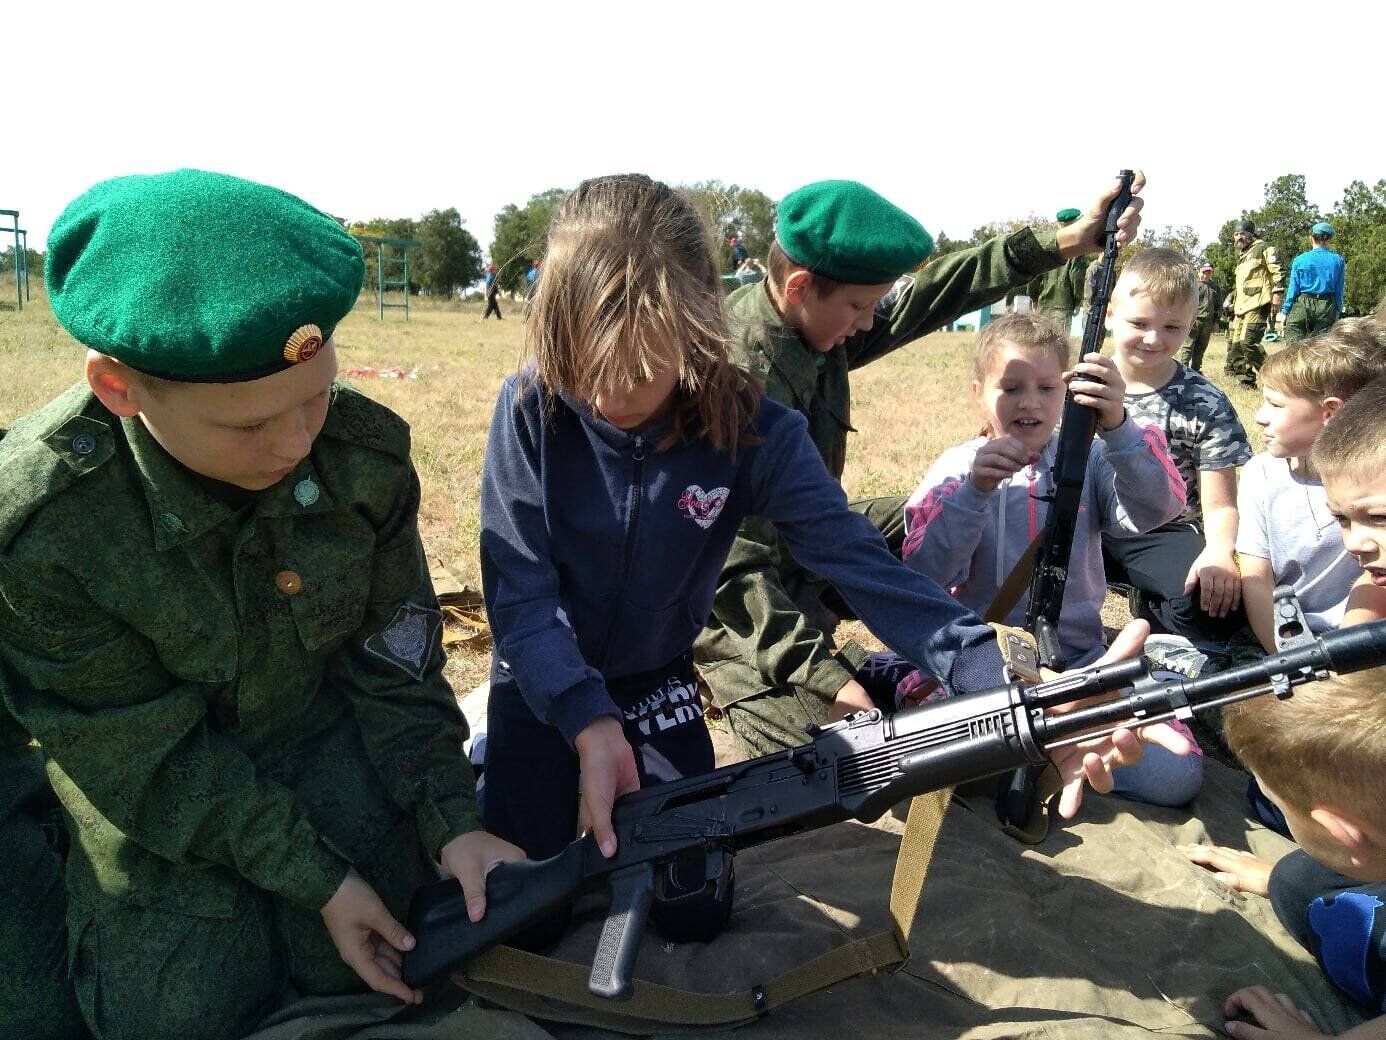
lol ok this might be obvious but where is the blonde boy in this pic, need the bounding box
[1101,248,1254,645]
[1185,670,1386,1037]
[1239,326,1386,651]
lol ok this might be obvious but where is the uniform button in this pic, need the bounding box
[275,570,304,595]
[71,433,96,456]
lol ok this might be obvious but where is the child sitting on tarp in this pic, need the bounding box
[897,310,1200,807]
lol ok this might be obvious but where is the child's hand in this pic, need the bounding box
[1179,844,1274,896]
[970,436,1036,492]
[1065,353,1127,431]
[319,868,421,1005]
[1185,547,1242,617]
[439,830,528,923]
[1041,619,1196,817]
[828,677,875,722]
[574,715,641,859]
[1223,986,1325,1038]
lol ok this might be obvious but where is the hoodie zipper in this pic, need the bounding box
[596,434,646,664]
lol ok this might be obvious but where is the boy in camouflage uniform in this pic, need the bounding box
[1222,219,1284,389]
[695,175,1146,755]
[1023,207,1091,335]
[0,171,521,1040]
[1176,263,1220,372]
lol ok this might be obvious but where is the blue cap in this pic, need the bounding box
[1311,221,1335,237]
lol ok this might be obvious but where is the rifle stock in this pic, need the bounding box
[401,620,1386,997]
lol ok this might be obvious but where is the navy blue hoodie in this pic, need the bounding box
[480,374,1007,745]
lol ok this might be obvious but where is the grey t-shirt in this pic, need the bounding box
[1236,452,1360,633]
[1124,363,1253,525]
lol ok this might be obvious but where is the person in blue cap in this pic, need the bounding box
[1282,222,1347,344]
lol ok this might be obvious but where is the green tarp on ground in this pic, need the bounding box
[242,759,1364,1039]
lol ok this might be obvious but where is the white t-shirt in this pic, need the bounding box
[1235,453,1361,633]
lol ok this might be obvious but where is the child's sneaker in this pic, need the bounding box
[1142,633,1209,679]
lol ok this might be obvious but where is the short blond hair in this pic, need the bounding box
[1113,247,1198,313]
[1260,318,1386,401]
[1224,667,1386,831]
[1311,337,1386,486]
[971,311,1070,384]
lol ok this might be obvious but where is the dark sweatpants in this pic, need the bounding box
[1102,520,1248,645]
[482,652,733,947]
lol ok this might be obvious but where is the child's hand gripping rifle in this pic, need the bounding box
[401,619,1386,1001]
[995,170,1134,830]
[1023,168,1134,669]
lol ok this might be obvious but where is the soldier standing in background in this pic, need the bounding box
[1281,221,1346,343]
[1025,207,1091,335]
[1178,262,1221,372]
[1222,219,1283,389]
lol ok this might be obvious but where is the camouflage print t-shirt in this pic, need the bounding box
[1124,363,1252,525]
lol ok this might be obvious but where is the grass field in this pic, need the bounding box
[0,282,1266,697]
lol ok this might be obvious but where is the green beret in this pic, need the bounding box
[1056,207,1082,224]
[775,180,933,284]
[46,169,364,383]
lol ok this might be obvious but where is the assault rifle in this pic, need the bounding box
[1024,168,1134,669]
[402,620,1386,999]
[993,170,1135,830]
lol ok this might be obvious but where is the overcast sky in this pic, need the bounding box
[10,0,1382,262]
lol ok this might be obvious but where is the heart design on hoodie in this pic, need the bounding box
[677,485,730,529]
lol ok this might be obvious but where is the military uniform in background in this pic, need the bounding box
[1178,270,1221,372]
[1226,232,1283,387]
[1025,256,1089,335]
[697,206,1070,756]
[1282,223,1346,344]
[1024,208,1089,335]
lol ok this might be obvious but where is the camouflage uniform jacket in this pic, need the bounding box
[1232,239,1284,316]
[725,227,1064,478]
[1025,255,1090,321]
[1195,279,1221,324]
[0,384,478,917]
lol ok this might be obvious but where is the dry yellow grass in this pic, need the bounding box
[0,284,1265,693]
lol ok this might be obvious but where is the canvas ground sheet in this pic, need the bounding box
[241,759,1365,1040]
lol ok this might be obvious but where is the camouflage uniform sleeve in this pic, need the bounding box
[1266,245,1285,298]
[846,228,1062,369]
[0,556,352,911]
[326,463,480,860]
[697,518,858,709]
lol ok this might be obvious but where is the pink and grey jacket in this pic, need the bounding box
[902,417,1184,668]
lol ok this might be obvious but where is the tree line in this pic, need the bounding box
[8,174,1383,312]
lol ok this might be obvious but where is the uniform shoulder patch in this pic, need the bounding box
[318,384,412,461]
[363,601,443,680]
